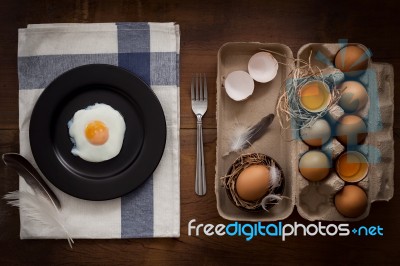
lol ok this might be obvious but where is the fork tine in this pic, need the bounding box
[198,73,203,101]
[196,74,199,100]
[203,73,207,101]
[191,75,195,100]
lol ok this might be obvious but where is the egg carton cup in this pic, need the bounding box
[215,42,394,222]
[296,43,394,221]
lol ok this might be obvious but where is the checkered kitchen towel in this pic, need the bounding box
[17,23,180,238]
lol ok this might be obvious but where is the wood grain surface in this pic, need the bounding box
[1,0,400,265]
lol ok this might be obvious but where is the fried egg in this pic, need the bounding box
[68,103,126,162]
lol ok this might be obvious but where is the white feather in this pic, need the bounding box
[4,191,74,248]
[224,114,275,156]
[269,164,282,191]
[231,125,249,152]
[261,194,283,211]
[260,164,283,211]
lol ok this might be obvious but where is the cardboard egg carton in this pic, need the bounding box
[215,42,394,221]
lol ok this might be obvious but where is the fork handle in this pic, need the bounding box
[195,115,206,196]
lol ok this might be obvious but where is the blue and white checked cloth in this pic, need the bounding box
[17,23,180,238]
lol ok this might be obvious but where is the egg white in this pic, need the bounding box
[68,103,126,162]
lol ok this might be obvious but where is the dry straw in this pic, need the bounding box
[260,49,344,131]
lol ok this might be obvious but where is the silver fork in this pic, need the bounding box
[191,73,208,196]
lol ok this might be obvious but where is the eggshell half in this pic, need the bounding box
[248,52,278,83]
[224,70,255,101]
[299,80,331,113]
[336,151,369,183]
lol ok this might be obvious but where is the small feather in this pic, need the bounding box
[269,164,282,191]
[230,125,248,152]
[261,194,283,211]
[225,114,275,156]
[4,191,73,248]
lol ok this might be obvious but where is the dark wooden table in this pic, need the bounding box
[1,0,399,265]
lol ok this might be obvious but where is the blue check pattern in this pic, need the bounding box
[18,22,180,238]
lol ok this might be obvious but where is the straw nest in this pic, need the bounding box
[261,49,345,131]
[221,153,284,212]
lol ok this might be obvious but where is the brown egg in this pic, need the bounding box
[300,119,331,147]
[334,45,369,74]
[236,165,270,201]
[334,185,368,218]
[298,151,331,182]
[336,115,367,146]
[338,81,369,113]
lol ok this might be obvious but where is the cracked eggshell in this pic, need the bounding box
[299,80,331,113]
[336,151,369,183]
[224,70,254,101]
[248,52,279,83]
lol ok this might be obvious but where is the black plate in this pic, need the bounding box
[29,64,166,200]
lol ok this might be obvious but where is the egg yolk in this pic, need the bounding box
[337,154,361,177]
[85,120,109,145]
[300,82,329,111]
